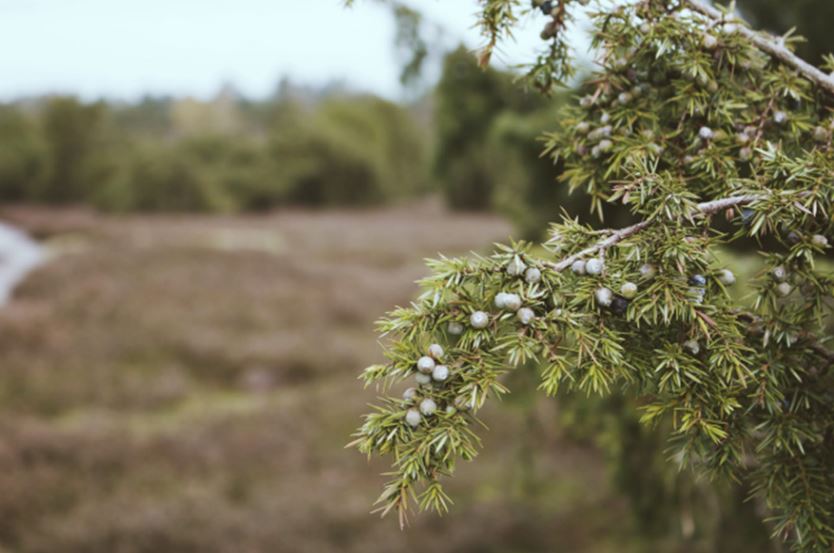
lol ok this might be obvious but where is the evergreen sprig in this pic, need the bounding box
[349,1,834,550]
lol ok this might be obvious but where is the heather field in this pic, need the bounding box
[0,201,676,553]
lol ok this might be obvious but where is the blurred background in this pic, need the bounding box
[0,1,830,552]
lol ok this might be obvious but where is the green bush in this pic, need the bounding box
[38,97,113,204]
[433,46,546,210]
[269,95,428,207]
[94,141,233,213]
[486,106,568,239]
[0,108,47,201]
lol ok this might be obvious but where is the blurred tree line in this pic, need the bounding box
[0,46,605,240]
[0,84,428,213]
[0,46,579,239]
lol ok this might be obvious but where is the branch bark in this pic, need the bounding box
[684,0,834,97]
[545,194,759,272]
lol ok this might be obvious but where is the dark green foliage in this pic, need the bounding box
[486,108,565,239]
[39,97,112,204]
[433,46,545,210]
[265,95,427,208]
[559,393,774,548]
[484,102,625,240]
[93,139,236,212]
[0,107,47,201]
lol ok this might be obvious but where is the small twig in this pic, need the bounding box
[684,0,834,97]
[546,194,759,271]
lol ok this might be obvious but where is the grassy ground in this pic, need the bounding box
[0,200,738,553]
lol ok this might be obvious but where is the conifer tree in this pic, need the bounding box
[348,2,834,550]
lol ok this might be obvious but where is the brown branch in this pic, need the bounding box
[684,0,834,97]
[546,194,759,272]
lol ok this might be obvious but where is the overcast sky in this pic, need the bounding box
[0,0,590,101]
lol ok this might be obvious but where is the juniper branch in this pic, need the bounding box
[684,0,834,96]
[545,194,760,272]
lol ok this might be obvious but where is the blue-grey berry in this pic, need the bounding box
[447,321,464,335]
[699,126,714,140]
[772,266,787,282]
[683,339,700,355]
[776,282,792,297]
[517,307,535,325]
[494,293,509,309]
[506,256,526,276]
[417,356,436,374]
[445,405,457,415]
[773,111,788,125]
[415,373,432,385]
[812,234,829,248]
[405,408,422,427]
[420,398,438,416]
[432,365,449,382]
[689,274,707,287]
[595,287,613,307]
[470,311,489,329]
[428,343,444,360]
[702,34,718,49]
[525,267,542,284]
[718,269,736,285]
[585,258,604,276]
[403,387,418,401]
[571,260,587,275]
[576,121,591,134]
[502,293,522,311]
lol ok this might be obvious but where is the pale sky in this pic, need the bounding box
[0,0,590,101]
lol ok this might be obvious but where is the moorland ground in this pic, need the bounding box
[0,200,692,553]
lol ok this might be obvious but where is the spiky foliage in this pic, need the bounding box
[349,1,834,550]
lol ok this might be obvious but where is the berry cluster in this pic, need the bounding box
[405,255,545,428]
[404,343,453,427]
